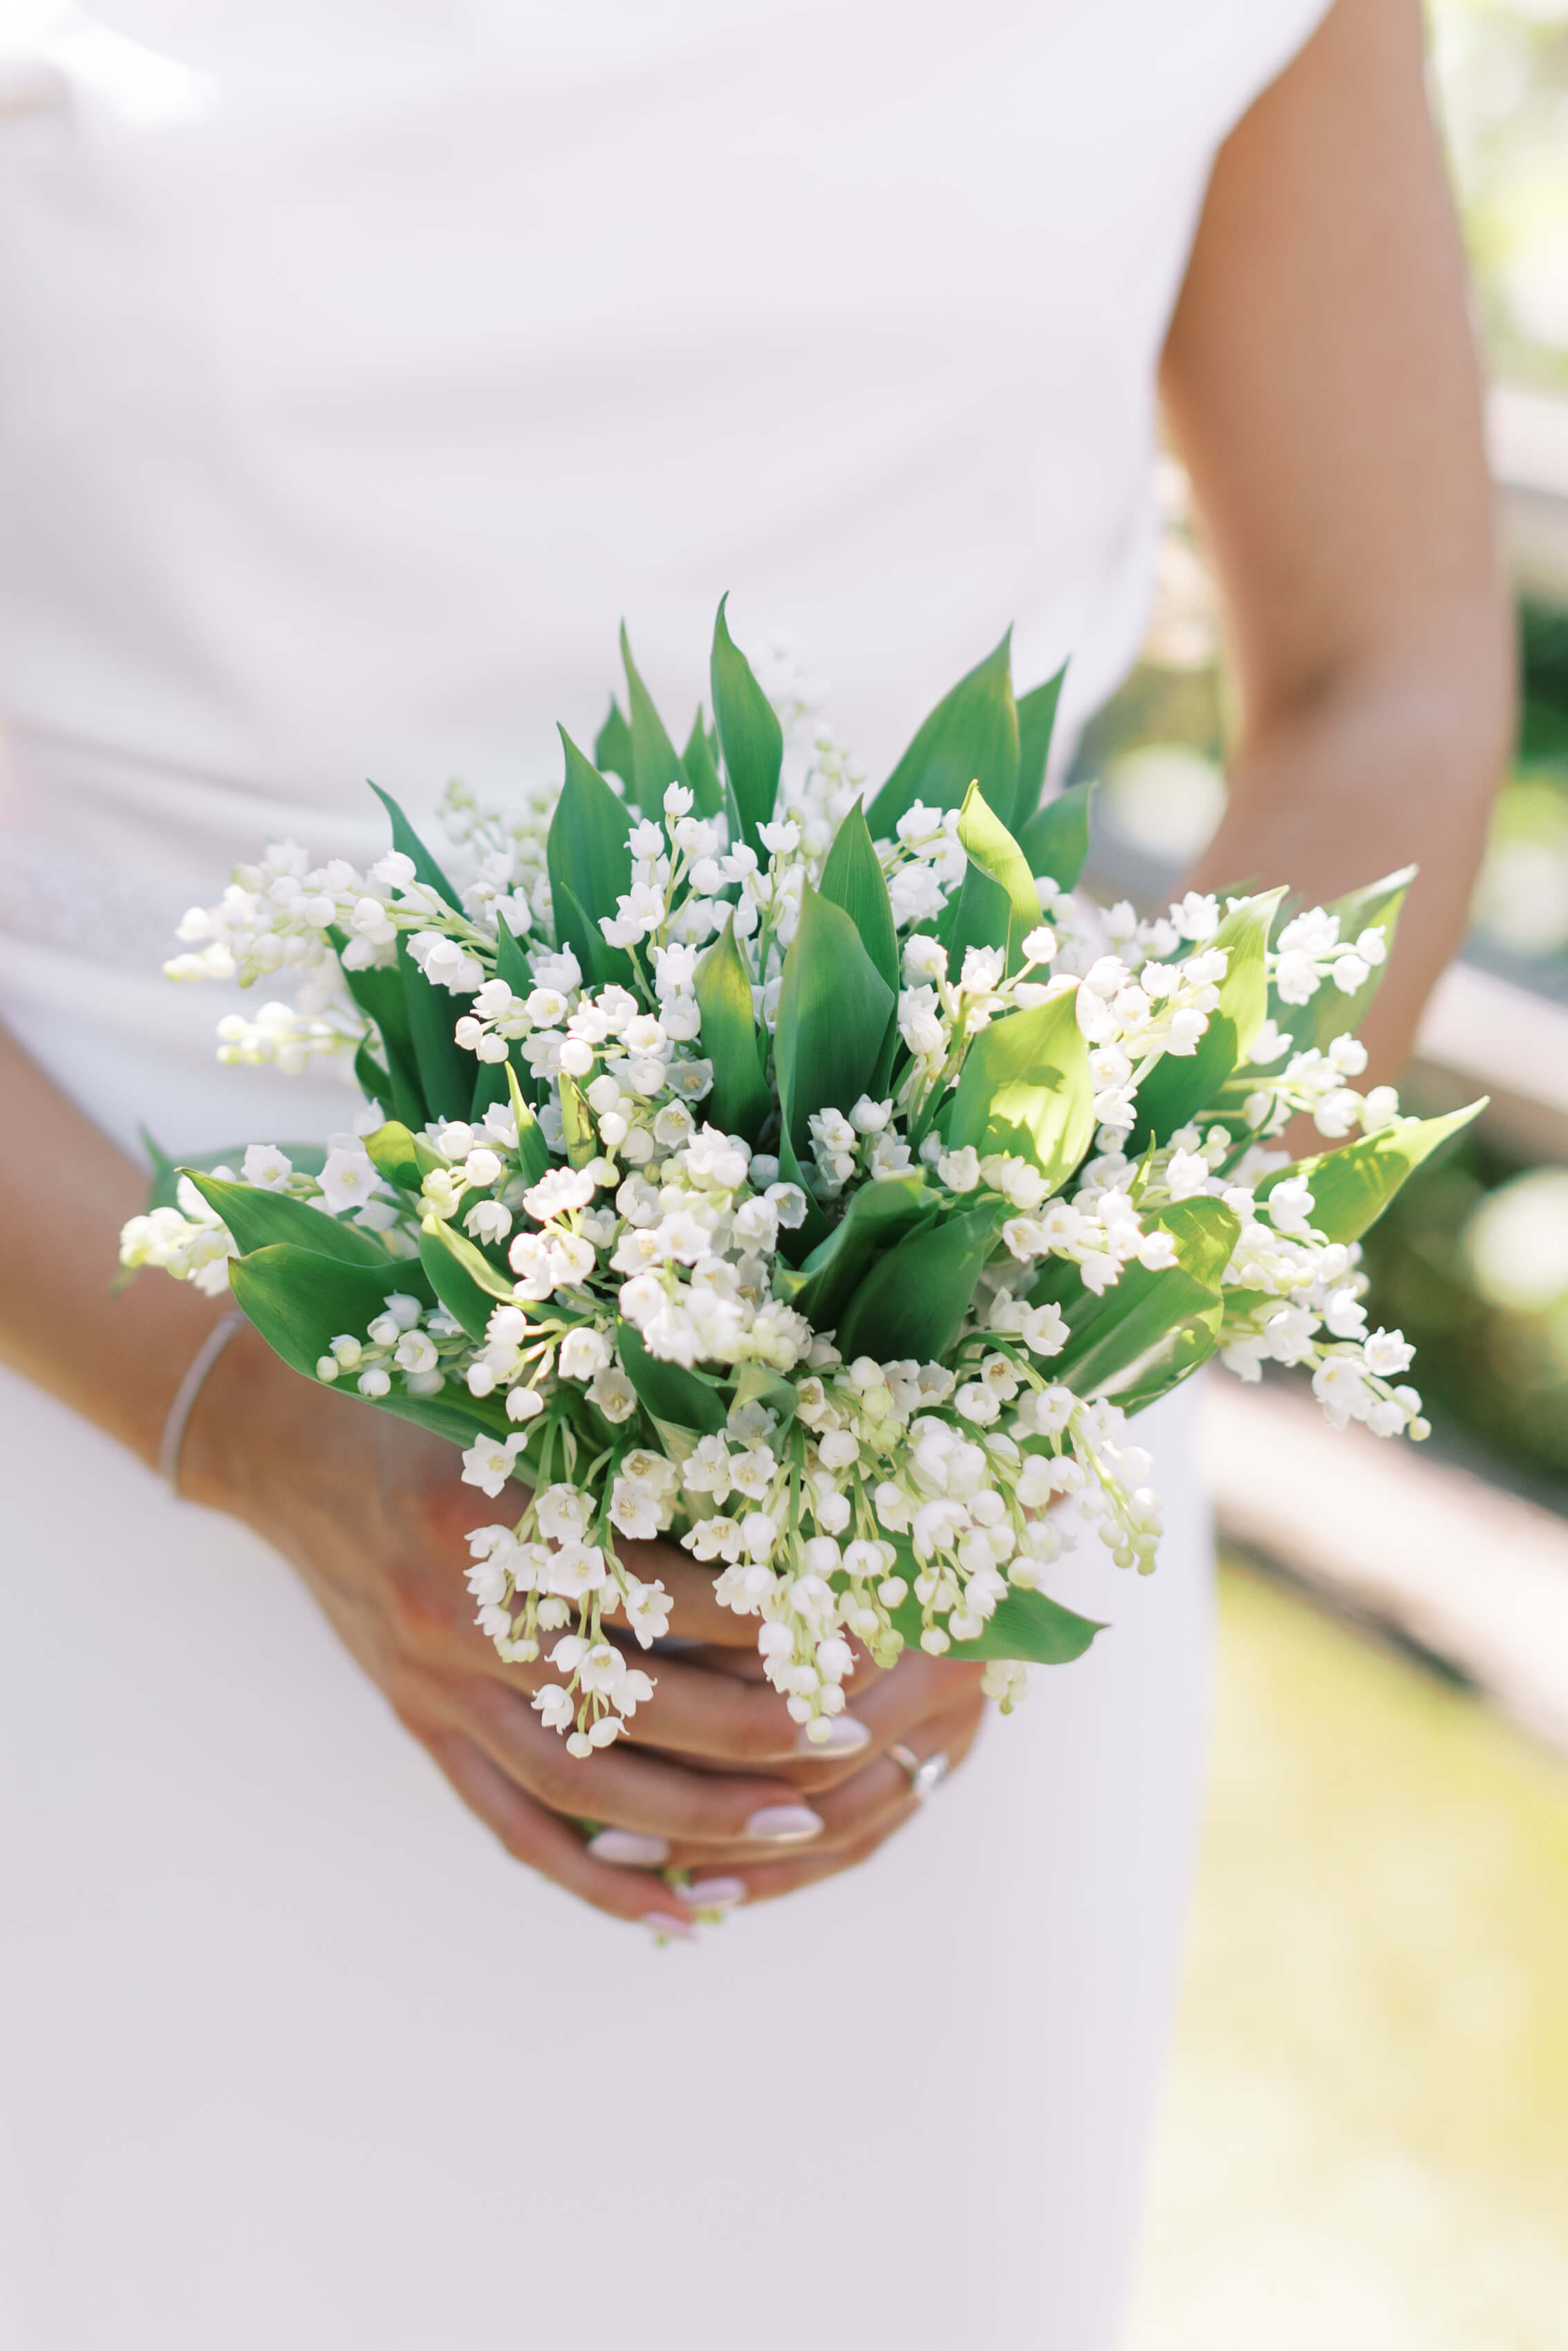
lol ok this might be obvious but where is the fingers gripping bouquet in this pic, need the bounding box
[122,606,1481,1756]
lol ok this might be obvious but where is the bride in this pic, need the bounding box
[0,3,1507,2344]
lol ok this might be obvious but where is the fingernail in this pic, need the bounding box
[677,1876,747,1910]
[643,1910,698,1944]
[588,1828,670,1866]
[793,1716,871,1757]
[744,1804,824,1844]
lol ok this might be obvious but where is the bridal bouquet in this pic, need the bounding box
[121,606,1479,1755]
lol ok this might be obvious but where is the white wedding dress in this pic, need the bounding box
[0,6,1325,2344]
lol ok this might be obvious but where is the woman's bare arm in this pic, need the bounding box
[1161,0,1514,1072]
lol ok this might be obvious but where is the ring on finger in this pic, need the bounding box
[888,1741,952,1802]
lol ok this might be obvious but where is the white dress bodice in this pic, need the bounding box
[0,1,1322,1151]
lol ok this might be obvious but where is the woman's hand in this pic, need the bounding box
[185,1323,985,1933]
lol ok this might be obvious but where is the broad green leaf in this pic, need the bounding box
[505,1063,552,1183]
[693,916,773,1142]
[492,916,535,1001]
[559,1070,597,1169]
[888,1579,1103,1666]
[711,593,783,853]
[367,781,463,910]
[1112,1311,1224,1414]
[1016,776,1095,893]
[1272,866,1417,1056]
[363,1119,440,1193]
[548,729,635,987]
[618,1322,727,1435]
[682,707,727,825]
[330,936,425,1128]
[774,882,895,1155]
[468,1058,511,1122]
[819,802,899,998]
[395,929,475,1121]
[790,1173,935,1332]
[355,1040,391,1104]
[622,624,709,814]
[182,1170,397,1270]
[729,1360,799,1434]
[954,781,1042,974]
[1254,1102,1484,1243]
[834,1202,998,1362]
[866,629,1020,837]
[418,1218,514,1340]
[594,696,635,787]
[230,1245,505,1445]
[1012,665,1067,834]
[945,987,1094,1192]
[944,855,1011,981]
[142,1138,326,1216]
[775,1130,834,1258]
[1028,1198,1240,1402]
[1131,889,1286,1151]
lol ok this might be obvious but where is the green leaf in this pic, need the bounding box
[1013,665,1067,834]
[818,802,899,999]
[355,1040,391,1104]
[866,630,1020,837]
[834,1202,998,1362]
[362,1119,441,1194]
[888,1580,1103,1666]
[559,1070,597,1169]
[775,1129,834,1258]
[1016,776,1095,893]
[622,624,707,815]
[366,782,463,910]
[594,697,635,787]
[789,1173,936,1332]
[142,1139,326,1216]
[505,1064,552,1183]
[945,987,1094,1192]
[728,1360,799,1435]
[1029,1198,1240,1403]
[1254,1102,1485,1243]
[618,1321,727,1435]
[395,930,475,1122]
[1132,889,1286,1151]
[710,593,783,853]
[774,882,895,1155]
[944,860,1012,982]
[417,1219,514,1341]
[1273,866,1417,1055]
[693,916,773,1142]
[182,1170,398,1270]
[331,938,425,1129]
[953,781,1042,974]
[229,1245,505,1446]
[682,707,725,818]
[548,729,635,987]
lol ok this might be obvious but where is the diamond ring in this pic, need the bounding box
[888,1742,951,1801]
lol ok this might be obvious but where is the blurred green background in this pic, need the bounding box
[1126,8,1568,2341]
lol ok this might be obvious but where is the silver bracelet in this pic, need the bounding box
[158,1310,247,1495]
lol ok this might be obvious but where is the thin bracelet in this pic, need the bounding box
[158,1310,247,1495]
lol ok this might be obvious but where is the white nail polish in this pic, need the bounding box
[677,1876,747,1909]
[643,1911,698,1944]
[794,1716,871,1757]
[588,1828,669,1866]
[744,1803,824,1844]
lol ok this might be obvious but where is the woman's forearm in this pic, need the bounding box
[0,1022,230,1469]
[1182,581,1513,1079]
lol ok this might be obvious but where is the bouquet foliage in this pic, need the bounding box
[122,606,1480,1752]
